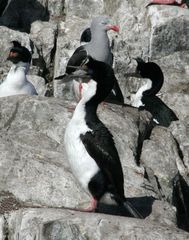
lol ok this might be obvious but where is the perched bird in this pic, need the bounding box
[64,56,143,218]
[64,16,124,105]
[131,58,178,127]
[0,41,37,97]
[66,16,119,74]
[79,25,124,105]
[146,0,188,8]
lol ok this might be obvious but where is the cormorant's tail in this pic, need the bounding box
[123,200,144,219]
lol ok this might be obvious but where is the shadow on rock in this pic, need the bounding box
[173,173,189,232]
[96,196,155,219]
[0,0,49,33]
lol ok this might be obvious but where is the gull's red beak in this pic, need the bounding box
[107,25,120,33]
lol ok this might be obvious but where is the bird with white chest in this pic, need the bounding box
[130,58,178,127]
[64,56,143,218]
[0,41,37,97]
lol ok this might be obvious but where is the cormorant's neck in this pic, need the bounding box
[143,74,164,96]
[85,99,99,125]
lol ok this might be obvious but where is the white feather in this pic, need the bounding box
[0,62,37,97]
[130,79,152,107]
[153,118,159,124]
[64,80,99,191]
[80,41,87,46]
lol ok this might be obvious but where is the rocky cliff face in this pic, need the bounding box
[0,0,189,239]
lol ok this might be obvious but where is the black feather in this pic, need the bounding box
[135,58,178,127]
[66,46,87,74]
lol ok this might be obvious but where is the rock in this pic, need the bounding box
[161,93,189,122]
[0,95,179,223]
[0,0,49,33]
[30,20,58,68]
[0,191,22,214]
[64,0,104,19]
[0,96,146,209]
[147,200,177,227]
[157,51,189,92]
[0,0,189,236]
[6,208,189,240]
[141,126,180,201]
[103,0,122,15]
[147,6,189,59]
[0,96,89,208]
[48,0,65,18]
[169,121,189,183]
[0,216,4,240]
[27,75,46,96]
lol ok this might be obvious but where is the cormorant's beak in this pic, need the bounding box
[133,57,138,62]
[54,56,92,82]
[133,57,145,63]
[132,58,142,78]
[54,65,90,83]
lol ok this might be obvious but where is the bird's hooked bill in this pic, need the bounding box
[107,24,120,32]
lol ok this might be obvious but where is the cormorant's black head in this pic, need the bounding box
[83,56,115,103]
[135,58,162,79]
[7,41,31,64]
[80,28,91,44]
[135,57,164,96]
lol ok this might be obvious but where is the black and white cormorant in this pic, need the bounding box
[64,56,143,218]
[0,41,37,97]
[130,58,178,127]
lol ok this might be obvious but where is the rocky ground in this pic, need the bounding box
[0,0,189,239]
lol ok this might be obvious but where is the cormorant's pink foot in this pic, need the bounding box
[67,105,76,112]
[82,198,98,212]
[181,3,187,7]
[66,198,98,213]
